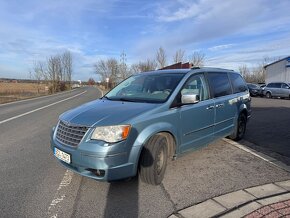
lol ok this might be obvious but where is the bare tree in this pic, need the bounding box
[131,59,157,73]
[189,51,205,67]
[62,51,73,89]
[173,49,185,63]
[238,64,263,83]
[252,64,266,83]
[252,56,281,83]
[156,47,167,69]
[32,60,46,93]
[95,58,119,88]
[30,51,73,94]
[130,64,140,74]
[47,55,63,93]
[239,56,280,83]
[239,64,250,79]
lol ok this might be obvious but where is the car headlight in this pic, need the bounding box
[91,125,131,143]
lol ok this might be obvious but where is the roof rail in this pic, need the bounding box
[191,66,200,69]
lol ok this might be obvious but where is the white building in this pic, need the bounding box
[264,56,290,84]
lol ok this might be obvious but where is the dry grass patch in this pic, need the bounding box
[0,82,48,104]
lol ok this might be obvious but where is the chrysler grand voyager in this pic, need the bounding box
[51,67,251,185]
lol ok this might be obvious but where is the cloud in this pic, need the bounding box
[136,0,290,55]
[208,44,235,51]
[206,35,290,70]
[156,0,200,22]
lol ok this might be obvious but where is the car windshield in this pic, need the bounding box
[105,73,185,103]
[247,83,259,88]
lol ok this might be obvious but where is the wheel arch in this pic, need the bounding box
[265,90,272,96]
[130,122,179,175]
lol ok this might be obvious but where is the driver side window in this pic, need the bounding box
[181,74,209,101]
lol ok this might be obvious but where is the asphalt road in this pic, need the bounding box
[0,87,289,218]
[244,97,290,165]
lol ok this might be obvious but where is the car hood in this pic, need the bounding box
[59,99,157,127]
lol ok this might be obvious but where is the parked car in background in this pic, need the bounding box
[247,83,263,97]
[258,83,266,89]
[263,82,290,98]
[51,67,251,185]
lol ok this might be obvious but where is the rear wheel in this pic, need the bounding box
[139,134,168,185]
[266,92,272,98]
[229,113,247,141]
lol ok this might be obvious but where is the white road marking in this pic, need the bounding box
[47,170,74,218]
[0,88,77,107]
[0,91,87,125]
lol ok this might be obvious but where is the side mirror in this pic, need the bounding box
[181,93,200,104]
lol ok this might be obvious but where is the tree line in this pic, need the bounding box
[30,51,73,93]
[95,47,205,88]
[238,57,279,84]
[95,47,278,87]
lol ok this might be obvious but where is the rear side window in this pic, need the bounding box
[267,83,280,88]
[229,73,247,93]
[207,72,232,98]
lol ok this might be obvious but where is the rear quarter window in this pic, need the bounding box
[207,72,232,98]
[229,73,247,93]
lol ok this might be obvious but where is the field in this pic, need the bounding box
[0,82,48,104]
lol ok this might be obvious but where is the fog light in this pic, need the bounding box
[88,169,105,177]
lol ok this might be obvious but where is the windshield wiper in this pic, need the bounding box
[101,96,111,100]
[118,98,138,102]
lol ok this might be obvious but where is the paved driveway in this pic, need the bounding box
[243,97,290,165]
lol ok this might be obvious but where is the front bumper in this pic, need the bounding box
[50,131,139,181]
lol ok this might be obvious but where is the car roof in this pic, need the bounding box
[142,67,236,75]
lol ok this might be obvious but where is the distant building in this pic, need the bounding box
[264,56,290,84]
[159,62,193,70]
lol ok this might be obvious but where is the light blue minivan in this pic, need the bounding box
[51,67,251,185]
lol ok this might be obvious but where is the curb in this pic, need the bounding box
[169,139,290,218]
[170,180,290,218]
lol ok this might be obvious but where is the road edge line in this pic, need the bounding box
[0,91,87,125]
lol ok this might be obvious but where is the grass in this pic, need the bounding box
[0,82,49,104]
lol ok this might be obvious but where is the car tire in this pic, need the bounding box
[229,113,247,141]
[266,92,272,98]
[139,134,168,185]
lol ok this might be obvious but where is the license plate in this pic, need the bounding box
[54,147,71,164]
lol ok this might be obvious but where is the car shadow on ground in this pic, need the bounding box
[104,176,139,218]
[242,105,290,166]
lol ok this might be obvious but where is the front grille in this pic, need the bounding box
[56,120,89,147]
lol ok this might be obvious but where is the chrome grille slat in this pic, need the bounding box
[55,120,89,147]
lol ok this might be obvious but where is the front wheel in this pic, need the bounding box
[139,134,168,185]
[266,92,272,98]
[229,113,247,141]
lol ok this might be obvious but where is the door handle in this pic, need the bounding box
[206,105,215,110]
[216,103,224,108]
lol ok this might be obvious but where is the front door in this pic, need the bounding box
[178,74,215,153]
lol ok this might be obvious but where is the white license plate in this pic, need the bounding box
[54,147,71,164]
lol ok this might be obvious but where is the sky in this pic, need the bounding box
[0,0,290,81]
